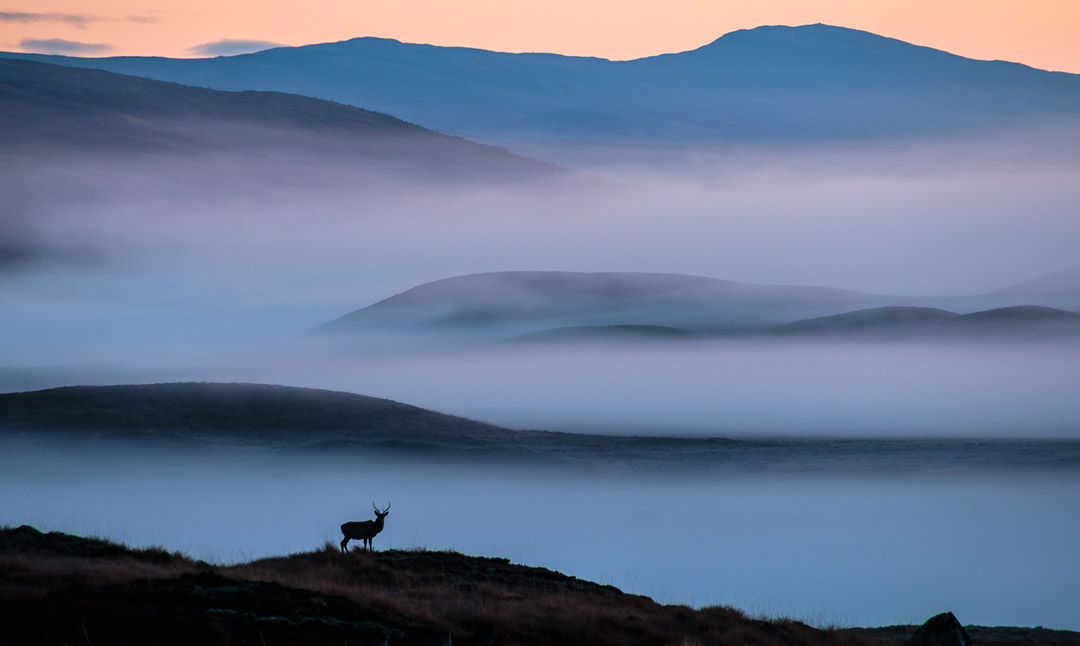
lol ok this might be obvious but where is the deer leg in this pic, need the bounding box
[340,537,349,553]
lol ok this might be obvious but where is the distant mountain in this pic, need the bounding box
[313,271,894,342]
[0,58,551,181]
[4,24,1078,147]
[0,382,516,450]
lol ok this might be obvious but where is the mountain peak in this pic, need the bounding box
[4,24,1077,146]
[683,22,941,62]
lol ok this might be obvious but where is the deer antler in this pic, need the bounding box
[382,502,391,513]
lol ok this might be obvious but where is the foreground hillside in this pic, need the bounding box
[0,525,851,646]
[3,526,1077,646]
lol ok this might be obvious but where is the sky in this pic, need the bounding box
[2,0,1079,72]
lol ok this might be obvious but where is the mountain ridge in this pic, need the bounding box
[5,24,1077,148]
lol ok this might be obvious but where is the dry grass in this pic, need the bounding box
[3,526,1074,646]
[221,545,873,646]
[0,526,888,645]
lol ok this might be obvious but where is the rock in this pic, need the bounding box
[1,525,44,550]
[904,612,973,646]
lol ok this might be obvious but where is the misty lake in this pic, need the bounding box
[3,436,1078,630]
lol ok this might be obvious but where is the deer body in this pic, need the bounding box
[341,503,391,552]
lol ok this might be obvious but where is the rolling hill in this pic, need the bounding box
[938,305,1080,338]
[3,382,1075,476]
[4,24,1079,149]
[774,305,1080,340]
[0,382,517,449]
[313,271,895,341]
[989,265,1080,311]
[313,271,1080,345]
[773,306,958,337]
[0,58,551,181]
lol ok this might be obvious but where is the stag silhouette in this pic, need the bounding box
[340,502,391,552]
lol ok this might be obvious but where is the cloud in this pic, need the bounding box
[126,15,158,24]
[188,39,282,57]
[0,11,92,27]
[19,38,112,55]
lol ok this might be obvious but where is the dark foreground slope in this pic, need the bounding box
[2,526,1076,646]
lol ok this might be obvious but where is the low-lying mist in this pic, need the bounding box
[2,438,1078,629]
[3,136,1079,439]
[257,341,1080,438]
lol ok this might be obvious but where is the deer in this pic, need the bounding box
[340,502,391,552]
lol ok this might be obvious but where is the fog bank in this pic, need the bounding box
[2,441,1077,629]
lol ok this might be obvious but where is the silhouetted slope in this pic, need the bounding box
[5,24,1078,145]
[0,382,515,447]
[0,525,882,646]
[6,384,1077,475]
[0,58,551,179]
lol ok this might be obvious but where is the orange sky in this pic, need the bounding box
[2,0,1079,72]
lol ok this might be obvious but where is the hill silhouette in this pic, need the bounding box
[2,525,1076,646]
[0,382,518,449]
[5,24,1079,147]
[3,383,1077,476]
[0,58,552,180]
[938,305,1080,338]
[0,525,865,646]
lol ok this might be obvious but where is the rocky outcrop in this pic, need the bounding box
[904,612,973,646]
